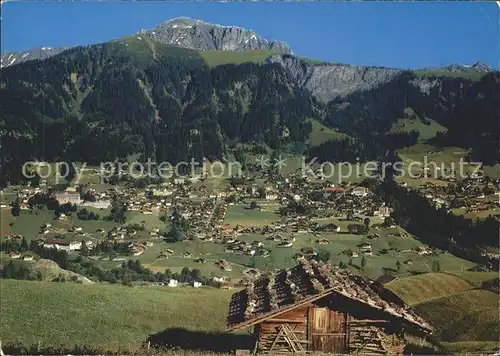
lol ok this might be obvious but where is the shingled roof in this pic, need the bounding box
[227,260,432,332]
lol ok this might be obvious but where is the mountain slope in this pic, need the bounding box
[0,37,313,184]
[414,289,499,342]
[140,17,291,54]
[3,258,93,284]
[267,54,402,100]
[1,47,70,68]
[416,61,494,76]
[1,17,291,68]
[0,279,235,353]
[317,70,500,165]
[1,24,499,186]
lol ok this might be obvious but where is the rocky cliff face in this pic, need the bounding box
[2,18,291,68]
[267,54,402,101]
[425,61,493,74]
[1,47,69,68]
[140,17,292,54]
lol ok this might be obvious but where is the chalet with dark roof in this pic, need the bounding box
[227,260,432,355]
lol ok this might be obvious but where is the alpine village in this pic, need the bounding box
[1,12,499,356]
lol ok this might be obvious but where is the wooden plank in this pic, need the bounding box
[311,332,347,336]
[311,307,327,352]
[282,324,305,352]
[329,309,347,353]
[226,290,334,332]
[269,325,285,352]
[346,313,350,353]
[307,305,313,352]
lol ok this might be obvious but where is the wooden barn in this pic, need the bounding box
[227,260,432,354]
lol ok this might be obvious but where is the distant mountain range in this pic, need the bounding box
[423,62,493,74]
[1,46,69,68]
[1,17,494,74]
[1,17,499,186]
[1,17,291,68]
[140,17,291,53]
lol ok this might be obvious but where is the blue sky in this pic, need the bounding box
[2,1,499,69]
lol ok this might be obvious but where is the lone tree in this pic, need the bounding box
[361,256,366,270]
[250,201,258,210]
[59,162,76,183]
[384,216,394,227]
[432,260,441,272]
[11,198,21,217]
[166,223,184,242]
[396,260,401,272]
[20,237,29,252]
[80,240,88,256]
[363,218,371,228]
[316,249,331,262]
[257,186,266,199]
[109,198,127,223]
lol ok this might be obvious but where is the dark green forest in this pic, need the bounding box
[1,37,499,185]
[371,179,499,264]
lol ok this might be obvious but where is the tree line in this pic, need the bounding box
[0,238,222,286]
[372,179,498,267]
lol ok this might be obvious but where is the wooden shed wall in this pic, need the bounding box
[256,307,308,353]
[347,318,405,355]
[255,297,405,355]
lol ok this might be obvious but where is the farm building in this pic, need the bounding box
[54,192,82,205]
[227,260,432,355]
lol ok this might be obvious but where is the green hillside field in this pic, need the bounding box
[412,70,486,81]
[385,273,473,306]
[390,116,447,142]
[307,119,351,147]
[1,270,499,354]
[415,289,499,342]
[447,271,498,288]
[199,50,277,67]
[0,279,240,354]
[386,271,499,353]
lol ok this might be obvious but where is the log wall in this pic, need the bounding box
[257,307,308,353]
[346,317,405,355]
[255,303,405,355]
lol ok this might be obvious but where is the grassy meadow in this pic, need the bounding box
[390,115,447,142]
[386,271,499,353]
[1,270,498,354]
[415,289,499,342]
[385,273,473,306]
[307,119,351,147]
[199,50,277,67]
[0,279,236,353]
[184,213,476,279]
[224,203,279,227]
[412,70,487,81]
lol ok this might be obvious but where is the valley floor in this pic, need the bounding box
[1,272,498,355]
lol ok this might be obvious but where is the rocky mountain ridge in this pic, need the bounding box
[140,17,292,53]
[427,61,493,73]
[1,46,69,68]
[1,33,498,186]
[0,17,291,68]
[267,54,403,101]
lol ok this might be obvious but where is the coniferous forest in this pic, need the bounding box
[1,37,499,185]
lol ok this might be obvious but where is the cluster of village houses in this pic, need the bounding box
[407,176,500,214]
[5,166,496,283]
